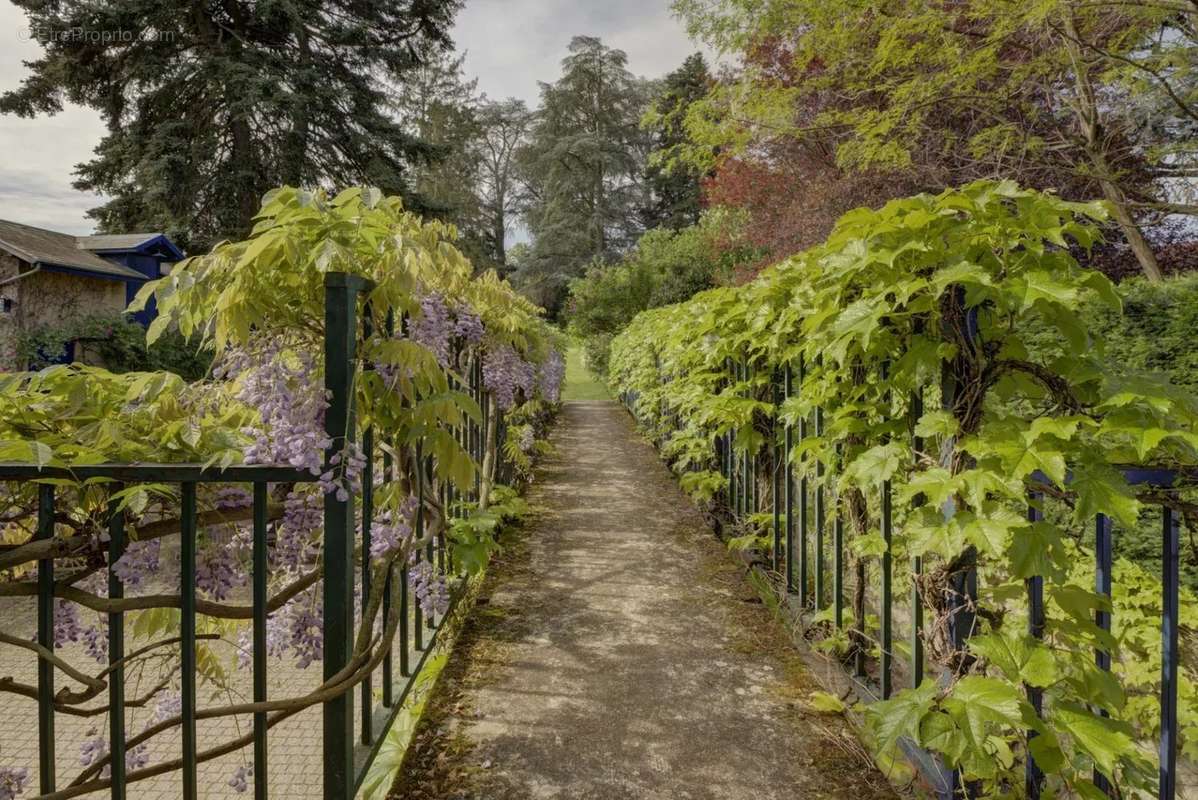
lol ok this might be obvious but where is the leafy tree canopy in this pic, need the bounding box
[672,0,1198,281]
[641,52,713,231]
[514,36,656,316]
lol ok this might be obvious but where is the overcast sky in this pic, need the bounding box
[0,0,708,236]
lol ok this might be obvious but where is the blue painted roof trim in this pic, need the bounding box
[87,234,184,261]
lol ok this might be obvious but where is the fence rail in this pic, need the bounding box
[1,272,502,799]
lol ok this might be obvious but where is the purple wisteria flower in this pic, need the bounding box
[111,539,161,591]
[0,766,29,800]
[53,599,81,647]
[82,623,107,664]
[218,339,332,478]
[369,495,419,559]
[275,490,322,572]
[153,691,182,723]
[538,349,565,403]
[287,602,323,669]
[410,560,450,618]
[195,538,244,601]
[229,763,254,793]
[483,344,536,411]
[254,590,324,669]
[452,305,485,345]
[78,731,106,767]
[410,292,453,368]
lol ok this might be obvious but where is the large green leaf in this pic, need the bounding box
[865,679,939,755]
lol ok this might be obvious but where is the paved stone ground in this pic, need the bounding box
[390,401,900,800]
[0,593,329,798]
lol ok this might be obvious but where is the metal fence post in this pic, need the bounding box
[323,272,362,799]
[36,484,55,795]
[1161,506,1180,800]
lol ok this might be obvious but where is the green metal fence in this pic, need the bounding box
[1,272,498,799]
[707,354,1187,800]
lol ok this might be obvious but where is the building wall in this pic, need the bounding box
[0,260,128,371]
[0,254,20,371]
[19,269,127,330]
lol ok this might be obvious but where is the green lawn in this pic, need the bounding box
[561,344,611,401]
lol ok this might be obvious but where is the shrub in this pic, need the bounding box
[15,312,213,381]
[565,208,762,375]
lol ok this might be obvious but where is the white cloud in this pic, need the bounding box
[0,1,107,234]
[454,0,712,103]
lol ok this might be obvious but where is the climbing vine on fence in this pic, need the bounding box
[0,186,562,796]
[610,181,1198,797]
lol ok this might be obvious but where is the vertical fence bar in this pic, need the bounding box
[473,357,482,502]
[252,481,269,800]
[1095,514,1113,672]
[1094,513,1113,796]
[798,356,809,607]
[36,484,55,794]
[909,386,925,688]
[359,306,376,745]
[747,359,756,515]
[814,401,826,611]
[1160,506,1180,800]
[831,367,843,630]
[728,356,737,519]
[322,273,359,800]
[730,359,738,516]
[399,563,410,676]
[413,440,425,651]
[108,487,127,799]
[772,368,782,571]
[731,359,738,516]
[881,476,893,699]
[878,364,893,695]
[722,360,730,510]
[381,311,397,706]
[833,494,844,630]
[382,444,395,706]
[360,422,375,746]
[180,481,198,800]
[784,363,795,593]
[1025,493,1044,799]
[425,452,436,629]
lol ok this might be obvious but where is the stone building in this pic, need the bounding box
[0,220,183,369]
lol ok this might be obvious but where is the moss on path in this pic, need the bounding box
[389,401,899,800]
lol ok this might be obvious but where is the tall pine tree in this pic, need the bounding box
[2,0,462,248]
[515,36,653,315]
[641,52,711,231]
[389,50,489,268]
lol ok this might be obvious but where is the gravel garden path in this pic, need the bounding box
[390,401,900,800]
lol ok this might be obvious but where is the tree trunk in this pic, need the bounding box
[493,203,507,273]
[1094,170,1164,282]
[478,393,499,511]
[284,25,313,187]
[1062,10,1164,282]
